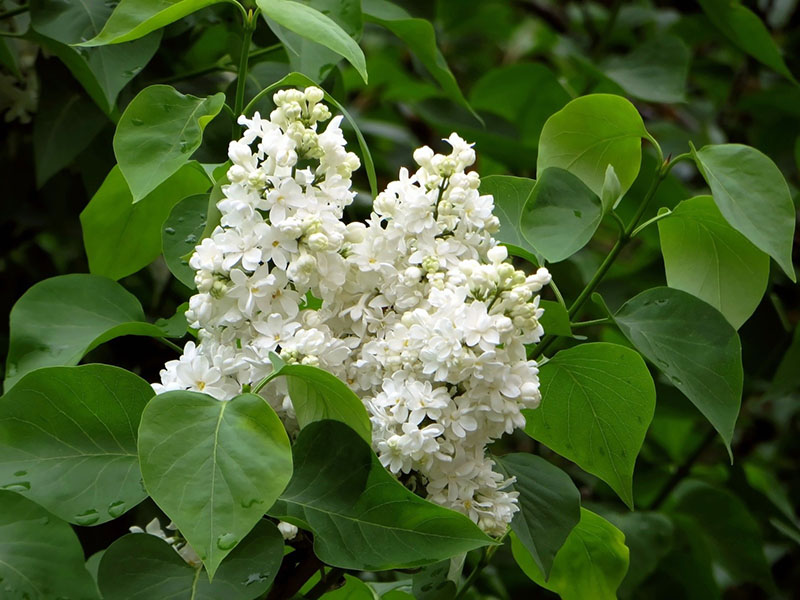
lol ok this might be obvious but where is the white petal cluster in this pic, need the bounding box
[155,88,551,536]
[129,518,202,566]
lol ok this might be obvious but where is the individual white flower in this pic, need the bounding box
[277,521,299,540]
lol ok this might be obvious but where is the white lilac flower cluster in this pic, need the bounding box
[154,87,551,536]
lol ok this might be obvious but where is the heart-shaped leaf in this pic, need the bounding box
[114,85,224,201]
[691,143,796,281]
[658,195,770,329]
[612,287,743,456]
[138,391,292,577]
[0,364,153,526]
[537,94,647,197]
[523,342,656,508]
[5,274,179,392]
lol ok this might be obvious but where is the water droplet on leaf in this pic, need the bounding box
[164,227,176,235]
[2,481,30,492]
[216,532,237,550]
[108,501,126,518]
[13,470,26,477]
[243,572,268,586]
[74,509,99,526]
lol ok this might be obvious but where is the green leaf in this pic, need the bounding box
[539,300,571,337]
[81,162,211,280]
[411,561,456,600]
[163,193,209,289]
[5,274,176,392]
[605,511,674,598]
[698,0,796,83]
[79,0,226,46]
[33,85,107,188]
[666,479,773,589]
[0,364,153,526]
[469,63,570,144]
[29,0,160,113]
[257,0,367,84]
[537,94,647,197]
[602,36,691,103]
[612,287,743,455]
[601,164,622,212]
[114,85,225,201]
[97,521,284,600]
[691,143,796,281]
[265,355,372,443]
[479,175,539,264]
[324,575,376,599]
[511,508,629,600]
[242,72,377,197]
[523,342,656,508]
[521,167,604,263]
[362,0,477,121]
[155,302,190,339]
[496,453,581,577]
[0,491,100,599]
[658,195,770,329]
[269,420,494,570]
[138,391,292,578]
[265,0,362,84]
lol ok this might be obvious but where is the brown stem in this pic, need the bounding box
[305,568,346,600]
[265,547,323,600]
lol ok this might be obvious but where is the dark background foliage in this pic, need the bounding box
[1,1,799,598]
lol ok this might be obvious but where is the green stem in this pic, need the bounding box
[630,208,672,238]
[233,8,258,131]
[566,235,626,321]
[247,42,283,62]
[0,3,28,19]
[252,370,280,394]
[571,317,611,329]
[549,279,568,312]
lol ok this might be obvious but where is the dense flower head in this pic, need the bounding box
[155,87,551,536]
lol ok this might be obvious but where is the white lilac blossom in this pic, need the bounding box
[154,87,551,536]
